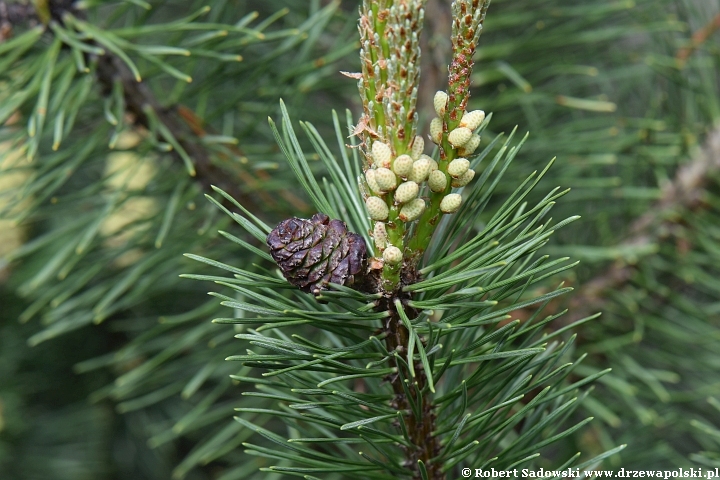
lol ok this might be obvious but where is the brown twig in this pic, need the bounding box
[566,124,720,322]
[676,12,720,66]
[94,53,255,207]
[0,1,37,40]
[4,0,305,214]
[381,294,445,480]
[176,106,309,213]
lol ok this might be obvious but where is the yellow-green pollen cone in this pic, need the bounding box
[452,168,475,187]
[430,117,443,144]
[433,90,448,117]
[448,127,473,148]
[366,196,389,220]
[447,158,470,178]
[408,157,433,183]
[428,170,448,192]
[394,181,420,204]
[372,141,392,168]
[392,154,414,177]
[440,193,463,213]
[373,222,387,251]
[382,245,403,265]
[375,167,397,191]
[399,198,426,222]
[460,109,485,130]
[410,135,424,160]
[365,169,381,194]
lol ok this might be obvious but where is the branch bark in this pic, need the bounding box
[93,53,258,208]
[3,0,311,214]
[0,1,37,40]
[382,295,445,480]
[676,12,720,66]
[567,124,720,321]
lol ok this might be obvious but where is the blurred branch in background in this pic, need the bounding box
[0,0,720,478]
[676,11,720,66]
[0,1,38,41]
[0,1,357,478]
[1,0,307,212]
[570,123,720,321]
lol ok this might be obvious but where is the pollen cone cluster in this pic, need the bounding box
[267,213,366,295]
[431,90,485,158]
[363,136,434,253]
[429,89,486,213]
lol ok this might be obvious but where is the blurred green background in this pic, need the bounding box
[1,0,719,478]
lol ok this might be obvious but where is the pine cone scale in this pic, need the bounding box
[267,213,367,295]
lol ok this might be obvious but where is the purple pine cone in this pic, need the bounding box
[267,213,367,295]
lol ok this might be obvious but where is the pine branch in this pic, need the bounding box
[249,2,595,473]
[93,52,254,207]
[676,11,720,66]
[3,0,286,212]
[383,298,443,480]
[568,123,720,321]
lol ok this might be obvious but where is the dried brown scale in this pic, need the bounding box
[266,213,367,296]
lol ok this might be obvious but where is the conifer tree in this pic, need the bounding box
[1,0,719,478]
[0,1,360,477]
[187,1,615,478]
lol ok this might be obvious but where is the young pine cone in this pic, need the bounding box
[266,213,367,295]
